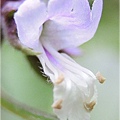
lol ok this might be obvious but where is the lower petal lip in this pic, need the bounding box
[42,40,96,79]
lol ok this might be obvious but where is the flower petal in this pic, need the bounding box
[48,0,73,17]
[71,0,91,24]
[41,0,103,51]
[41,43,97,120]
[61,47,81,57]
[53,75,96,120]
[90,0,103,36]
[14,0,47,49]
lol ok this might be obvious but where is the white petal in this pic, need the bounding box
[52,61,97,120]
[52,57,96,120]
[41,0,103,51]
[37,44,59,82]
[40,41,97,119]
[41,40,96,79]
[14,0,47,49]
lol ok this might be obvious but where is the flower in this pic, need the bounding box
[14,0,103,120]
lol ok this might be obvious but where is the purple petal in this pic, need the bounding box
[41,0,103,51]
[14,0,47,49]
[61,47,81,57]
[90,0,103,37]
[48,0,73,17]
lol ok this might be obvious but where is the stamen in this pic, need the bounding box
[84,101,96,112]
[55,74,64,84]
[52,99,63,109]
[96,72,106,84]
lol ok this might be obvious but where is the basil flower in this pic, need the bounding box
[14,0,103,119]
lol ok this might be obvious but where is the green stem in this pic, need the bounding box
[1,91,59,120]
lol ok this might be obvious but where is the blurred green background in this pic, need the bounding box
[1,0,119,120]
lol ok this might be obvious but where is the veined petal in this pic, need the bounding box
[41,0,103,51]
[40,41,97,120]
[14,0,48,49]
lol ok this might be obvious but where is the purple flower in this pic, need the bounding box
[14,0,103,119]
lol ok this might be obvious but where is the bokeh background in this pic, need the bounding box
[1,0,119,120]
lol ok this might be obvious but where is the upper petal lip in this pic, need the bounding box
[14,0,103,51]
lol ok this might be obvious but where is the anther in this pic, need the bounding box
[55,74,64,85]
[84,101,96,112]
[96,71,106,84]
[52,99,63,109]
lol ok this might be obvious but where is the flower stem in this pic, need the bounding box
[1,91,58,120]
